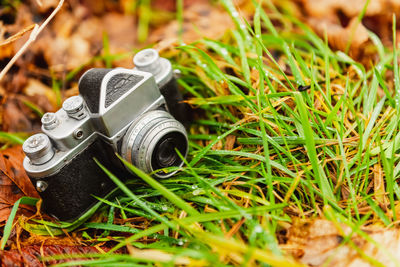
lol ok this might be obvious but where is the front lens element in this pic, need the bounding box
[151,132,187,172]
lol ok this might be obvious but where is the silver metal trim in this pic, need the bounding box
[23,133,97,178]
[41,113,58,130]
[133,49,173,88]
[96,68,162,137]
[23,57,184,180]
[41,108,94,151]
[23,133,55,165]
[36,180,48,192]
[62,95,87,120]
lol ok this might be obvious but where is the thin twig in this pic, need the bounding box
[0,0,64,82]
[0,24,35,47]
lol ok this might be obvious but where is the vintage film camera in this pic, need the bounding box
[22,49,191,221]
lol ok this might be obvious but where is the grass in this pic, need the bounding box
[2,0,400,266]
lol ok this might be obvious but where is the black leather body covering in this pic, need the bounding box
[31,138,133,221]
[159,77,192,125]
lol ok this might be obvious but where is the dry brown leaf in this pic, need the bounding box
[295,0,400,58]
[1,85,54,134]
[36,30,92,72]
[0,8,33,61]
[23,79,57,109]
[2,96,33,133]
[127,246,200,265]
[0,0,64,82]
[32,10,137,71]
[306,17,369,58]
[151,0,211,12]
[0,146,38,223]
[0,245,110,267]
[224,135,236,150]
[373,163,388,210]
[284,219,400,267]
[103,13,136,53]
[301,0,388,18]
[0,146,38,198]
[151,2,235,51]
[3,68,28,94]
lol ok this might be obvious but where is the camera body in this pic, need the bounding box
[22,49,191,221]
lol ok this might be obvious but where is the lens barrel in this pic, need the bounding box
[121,110,188,178]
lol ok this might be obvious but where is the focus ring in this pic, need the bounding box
[121,110,171,165]
[138,119,186,174]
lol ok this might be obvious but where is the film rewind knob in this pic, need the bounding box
[22,133,55,165]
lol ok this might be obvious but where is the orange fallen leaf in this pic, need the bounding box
[0,146,39,223]
[295,0,400,59]
[284,219,400,267]
[0,245,113,267]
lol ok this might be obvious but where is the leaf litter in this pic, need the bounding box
[295,0,400,59]
[0,146,38,224]
[285,219,400,267]
[0,244,118,267]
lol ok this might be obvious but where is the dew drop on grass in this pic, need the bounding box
[191,184,198,189]
[192,189,202,196]
[177,239,184,246]
[232,11,239,17]
[221,48,228,56]
[161,206,168,211]
[254,225,263,233]
[245,215,253,220]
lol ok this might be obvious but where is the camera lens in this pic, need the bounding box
[157,138,176,166]
[152,132,187,170]
[121,110,188,178]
